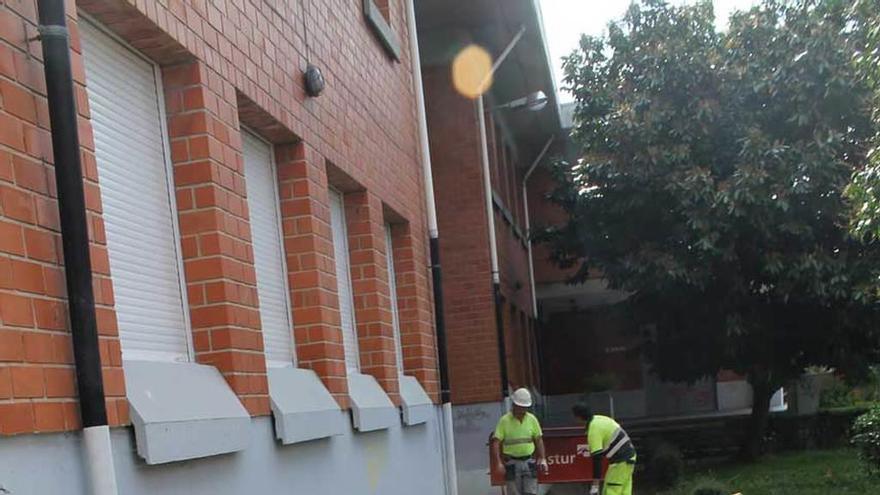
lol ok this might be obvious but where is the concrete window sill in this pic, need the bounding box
[124,360,251,465]
[267,367,347,444]
[399,375,433,426]
[348,372,399,432]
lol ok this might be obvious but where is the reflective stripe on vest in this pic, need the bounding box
[605,427,634,461]
[503,437,534,447]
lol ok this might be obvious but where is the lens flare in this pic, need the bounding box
[452,44,493,99]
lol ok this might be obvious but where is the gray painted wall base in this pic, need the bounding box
[0,413,447,495]
[453,401,505,495]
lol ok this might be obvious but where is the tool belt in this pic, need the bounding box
[503,457,537,481]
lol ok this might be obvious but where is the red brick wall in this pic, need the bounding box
[424,65,500,404]
[0,0,127,435]
[423,64,537,404]
[0,0,438,435]
[389,221,438,395]
[529,166,579,285]
[163,61,269,416]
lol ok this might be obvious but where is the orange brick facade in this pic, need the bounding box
[0,0,439,436]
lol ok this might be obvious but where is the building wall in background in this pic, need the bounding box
[422,63,539,407]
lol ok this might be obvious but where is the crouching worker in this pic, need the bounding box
[572,402,636,495]
[491,388,548,495]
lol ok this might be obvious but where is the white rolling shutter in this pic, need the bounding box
[385,225,405,374]
[81,21,191,362]
[242,131,295,368]
[329,190,360,373]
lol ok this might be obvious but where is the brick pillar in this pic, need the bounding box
[275,142,350,408]
[343,191,400,403]
[389,223,439,400]
[162,61,269,416]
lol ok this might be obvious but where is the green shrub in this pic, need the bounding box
[820,379,856,409]
[582,372,618,393]
[689,477,729,495]
[647,441,683,489]
[852,405,880,474]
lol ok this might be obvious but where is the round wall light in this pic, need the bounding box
[304,64,325,97]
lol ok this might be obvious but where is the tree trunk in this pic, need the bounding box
[740,371,774,461]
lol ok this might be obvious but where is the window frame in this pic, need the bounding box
[81,15,195,363]
[241,128,297,369]
[328,188,362,374]
[384,224,405,375]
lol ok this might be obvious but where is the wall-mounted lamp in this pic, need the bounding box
[490,90,549,113]
[304,64,325,97]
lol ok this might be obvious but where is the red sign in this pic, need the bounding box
[490,433,609,485]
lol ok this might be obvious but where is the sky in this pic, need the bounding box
[539,0,762,102]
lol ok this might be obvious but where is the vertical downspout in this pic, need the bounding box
[477,95,510,402]
[36,1,119,494]
[522,137,554,319]
[405,2,458,494]
[522,137,553,408]
[475,26,525,403]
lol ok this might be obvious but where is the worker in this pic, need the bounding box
[572,402,636,495]
[491,388,548,495]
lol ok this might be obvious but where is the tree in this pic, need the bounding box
[846,0,880,238]
[542,0,880,459]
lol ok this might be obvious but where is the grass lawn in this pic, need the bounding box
[651,449,879,494]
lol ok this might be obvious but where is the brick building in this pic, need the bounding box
[0,0,452,494]
[416,1,560,493]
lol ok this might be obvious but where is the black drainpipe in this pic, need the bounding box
[430,238,452,404]
[37,0,108,429]
[494,283,509,399]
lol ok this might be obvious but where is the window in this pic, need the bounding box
[81,19,191,362]
[329,189,360,373]
[363,0,401,61]
[384,224,404,374]
[242,130,295,368]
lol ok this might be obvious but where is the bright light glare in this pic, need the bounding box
[452,44,493,99]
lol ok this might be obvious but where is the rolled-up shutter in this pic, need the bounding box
[242,131,294,367]
[81,20,190,362]
[329,190,359,373]
[385,225,405,374]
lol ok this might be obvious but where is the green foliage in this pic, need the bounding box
[689,477,729,495]
[821,379,857,409]
[852,405,880,473]
[647,441,684,489]
[845,0,880,239]
[541,0,880,435]
[655,449,875,494]
[582,372,619,393]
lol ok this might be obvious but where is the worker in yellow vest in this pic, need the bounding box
[491,388,548,495]
[572,402,636,495]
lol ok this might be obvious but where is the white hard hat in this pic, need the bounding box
[512,388,533,408]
